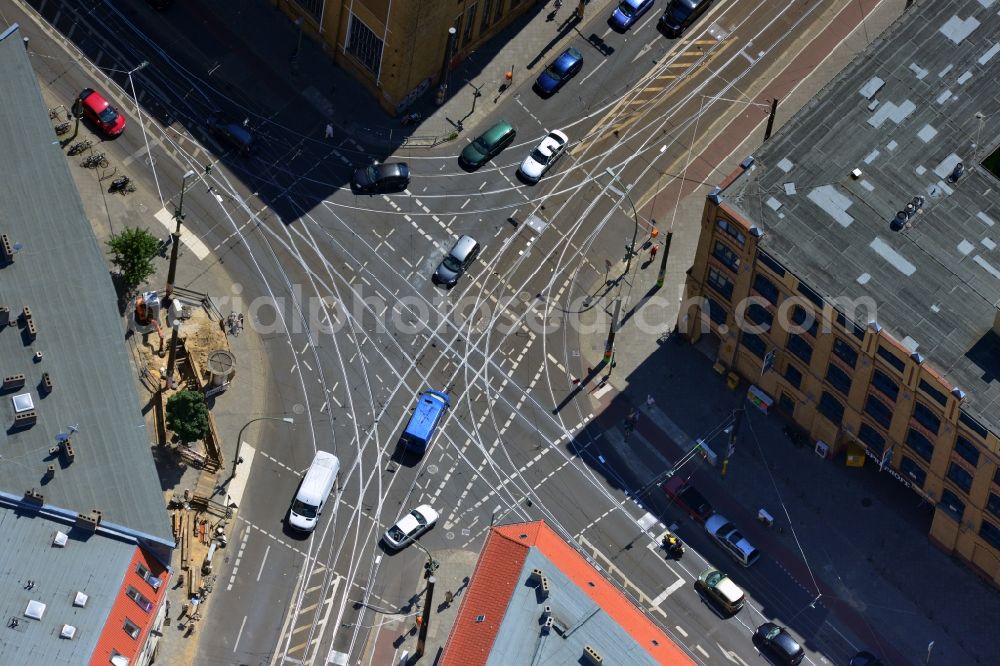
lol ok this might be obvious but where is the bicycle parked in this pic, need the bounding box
[67,139,92,156]
[109,175,135,195]
[81,153,109,169]
[54,121,72,135]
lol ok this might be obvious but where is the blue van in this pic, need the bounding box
[401,390,450,455]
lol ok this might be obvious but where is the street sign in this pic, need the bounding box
[761,349,775,376]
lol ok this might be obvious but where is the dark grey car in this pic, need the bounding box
[207,115,255,156]
[433,235,480,287]
[352,162,410,194]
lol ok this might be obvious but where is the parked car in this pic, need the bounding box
[662,476,714,522]
[848,651,884,666]
[383,504,439,550]
[610,0,656,31]
[753,622,804,665]
[459,121,516,169]
[705,514,760,567]
[518,130,569,183]
[658,0,714,37]
[206,115,255,155]
[534,47,584,96]
[433,235,480,287]
[352,162,410,194]
[78,88,126,137]
[695,568,745,616]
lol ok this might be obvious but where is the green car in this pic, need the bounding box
[459,121,516,169]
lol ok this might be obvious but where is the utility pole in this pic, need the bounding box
[655,231,673,288]
[721,409,743,478]
[165,170,197,302]
[603,298,621,363]
[409,575,436,663]
[763,97,779,141]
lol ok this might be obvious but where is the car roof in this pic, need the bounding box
[451,235,478,257]
[482,121,514,143]
[714,575,744,603]
[772,629,802,654]
[379,162,409,177]
[704,513,730,533]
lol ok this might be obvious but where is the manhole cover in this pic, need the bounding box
[427,464,439,474]
[292,403,306,415]
[206,350,235,374]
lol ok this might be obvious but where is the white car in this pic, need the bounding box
[518,129,569,183]
[383,504,439,550]
[705,513,761,567]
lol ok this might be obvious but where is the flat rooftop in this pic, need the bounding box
[0,25,172,548]
[721,2,1000,433]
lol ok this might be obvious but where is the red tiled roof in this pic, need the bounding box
[89,547,170,666]
[440,521,693,666]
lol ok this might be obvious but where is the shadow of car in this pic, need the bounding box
[351,162,410,194]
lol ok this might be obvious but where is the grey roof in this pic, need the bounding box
[720,1,1000,434]
[0,505,137,664]
[487,548,662,666]
[0,26,172,547]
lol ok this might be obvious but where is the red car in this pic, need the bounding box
[78,88,126,136]
[662,476,714,522]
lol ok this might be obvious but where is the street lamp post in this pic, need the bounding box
[436,27,458,106]
[230,416,294,480]
[165,170,197,301]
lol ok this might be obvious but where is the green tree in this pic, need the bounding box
[165,390,209,445]
[106,227,159,296]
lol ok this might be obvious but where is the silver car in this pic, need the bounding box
[433,235,480,287]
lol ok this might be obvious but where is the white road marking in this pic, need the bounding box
[651,578,685,605]
[256,545,270,582]
[233,615,248,652]
[153,207,209,259]
[579,59,608,85]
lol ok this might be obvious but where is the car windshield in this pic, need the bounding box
[727,529,745,543]
[618,1,636,17]
[669,3,694,22]
[529,147,551,164]
[442,255,464,272]
[549,59,571,76]
[705,571,722,586]
[98,107,118,124]
[472,137,490,153]
[764,625,781,640]
[291,499,317,519]
[387,525,408,542]
[365,166,380,181]
[410,510,428,527]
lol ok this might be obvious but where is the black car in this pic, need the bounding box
[753,622,804,665]
[658,0,714,37]
[206,116,255,156]
[352,162,410,194]
[849,651,884,666]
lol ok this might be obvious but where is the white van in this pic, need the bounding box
[288,451,339,532]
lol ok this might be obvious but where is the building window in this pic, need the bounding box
[954,436,980,468]
[912,401,941,434]
[825,363,852,396]
[346,15,384,75]
[857,422,885,454]
[791,305,818,337]
[818,392,844,424]
[494,0,505,22]
[870,369,899,402]
[783,362,803,389]
[757,249,786,277]
[745,302,773,330]
[786,334,812,365]
[832,338,858,367]
[938,488,965,522]
[979,519,1000,551]
[712,240,740,271]
[987,492,1000,520]
[959,411,989,439]
[463,3,478,45]
[125,585,153,613]
[899,456,927,487]
[946,463,973,493]
[836,311,866,340]
[480,0,494,31]
[706,267,734,300]
[752,274,779,305]
[876,345,906,373]
[905,428,934,462]
[297,0,322,21]
[796,282,824,308]
[778,392,795,414]
[864,395,893,428]
[742,332,766,358]
[704,297,727,324]
[123,618,141,639]
[716,218,746,246]
[918,379,948,407]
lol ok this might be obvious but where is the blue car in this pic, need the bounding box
[610,0,655,30]
[535,47,584,96]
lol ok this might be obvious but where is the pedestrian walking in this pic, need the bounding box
[324,123,334,139]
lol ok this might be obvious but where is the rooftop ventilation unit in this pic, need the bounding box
[583,645,604,665]
[74,510,102,533]
[0,234,13,262]
[60,624,76,640]
[23,489,43,505]
[73,592,88,608]
[52,531,68,547]
[24,600,46,620]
